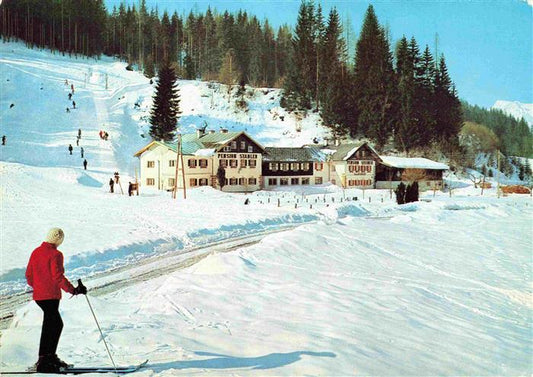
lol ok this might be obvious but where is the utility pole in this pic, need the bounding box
[173,133,187,200]
[497,149,501,198]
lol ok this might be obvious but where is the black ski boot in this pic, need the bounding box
[52,354,73,370]
[35,354,60,373]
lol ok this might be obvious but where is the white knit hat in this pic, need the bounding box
[45,227,64,246]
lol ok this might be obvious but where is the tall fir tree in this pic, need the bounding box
[434,54,463,148]
[414,45,437,145]
[394,36,417,153]
[352,5,397,148]
[319,7,351,137]
[149,60,181,142]
[281,0,316,110]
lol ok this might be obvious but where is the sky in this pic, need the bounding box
[111,1,531,108]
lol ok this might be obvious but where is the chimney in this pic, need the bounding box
[220,128,228,134]
[196,128,205,138]
[209,129,215,134]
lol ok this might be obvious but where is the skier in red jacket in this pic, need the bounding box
[26,228,87,373]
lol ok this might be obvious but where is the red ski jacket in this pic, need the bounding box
[26,242,75,300]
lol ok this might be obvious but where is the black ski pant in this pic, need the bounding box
[36,299,63,357]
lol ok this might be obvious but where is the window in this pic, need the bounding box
[229,178,238,185]
[168,178,175,187]
[223,146,231,152]
[188,159,197,168]
[239,178,246,185]
[301,162,310,170]
[147,161,155,168]
[169,160,175,167]
[249,160,256,168]
[248,178,257,185]
[230,159,238,168]
[281,163,289,171]
[291,178,299,185]
[199,178,208,186]
[220,159,227,168]
[291,163,299,171]
[314,162,323,171]
[146,178,155,186]
[315,177,323,184]
[231,141,237,149]
[269,162,278,171]
[247,146,253,153]
[241,159,248,168]
[190,178,197,187]
[280,178,289,185]
[268,178,277,186]
[199,159,208,168]
[240,141,246,150]
[302,178,310,185]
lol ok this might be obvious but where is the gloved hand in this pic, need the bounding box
[73,279,87,295]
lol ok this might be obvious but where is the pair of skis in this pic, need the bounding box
[2,359,148,375]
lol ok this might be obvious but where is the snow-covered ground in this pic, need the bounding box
[1,42,532,376]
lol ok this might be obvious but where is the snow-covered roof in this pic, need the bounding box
[194,148,216,157]
[380,156,449,170]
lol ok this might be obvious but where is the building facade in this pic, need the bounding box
[134,133,448,192]
[133,130,264,192]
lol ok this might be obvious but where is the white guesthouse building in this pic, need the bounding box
[134,130,448,192]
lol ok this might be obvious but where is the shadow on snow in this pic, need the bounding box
[148,350,336,371]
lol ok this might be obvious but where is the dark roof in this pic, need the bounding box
[263,147,315,162]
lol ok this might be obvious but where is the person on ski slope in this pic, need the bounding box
[26,228,87,373]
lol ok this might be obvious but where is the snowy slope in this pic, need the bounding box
[0,42,532,376]
[493,100,533,127]
[2,196,531,376]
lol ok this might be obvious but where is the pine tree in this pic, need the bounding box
[352,5,397,148]
[281,0,316,110]
[394,36,417,153]
[434,55,463,151]
[149,60,181,142]
[319,8,351,137]
[415,45,437,145]
[394,182,406,204]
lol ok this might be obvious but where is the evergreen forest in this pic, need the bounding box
[1,0,531,158]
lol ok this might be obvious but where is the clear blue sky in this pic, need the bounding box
[105,0,533,108]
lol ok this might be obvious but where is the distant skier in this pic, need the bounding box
[72,101,76,109]
[68,144,73,155]
[26,228,87,373]
[128,182,133,196]
[68,93,72,100]
[71,84,74,93]
[2,135,5,145]
[66,107,70,113]
[80,147,84,158]
[76,137,79,147]
[9,103,14,109]
[77,129,81,138]
[114,172,120,184]
[109,178,114,193]
[83,159,87,170]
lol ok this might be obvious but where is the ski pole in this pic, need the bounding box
[81,280,117,372]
